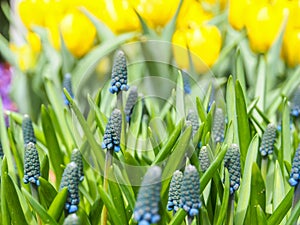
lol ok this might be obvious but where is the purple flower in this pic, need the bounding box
[0,63,17,116]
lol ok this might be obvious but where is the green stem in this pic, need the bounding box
[117,92,127,151]
[261,157,268,183]
[292,184,300,225]
[30,184,42,225]
[226,194,234,225]
[101,150,113,225]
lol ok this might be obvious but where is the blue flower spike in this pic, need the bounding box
[71,149,84,182]
[199,146,210,172]
[60,162,80,214]
[186,109,199,137]
[125,86,138,122]
[289,144,300,186]
[259,123,277,157]
[23,142,40,186]
[224,144,241,195]
[102,109,122,152]
[182,69,191,94]
[63,73,74,105]
[0,141,4,159]
[180,165,201,217]
[22,114,36,146]
[109,50,129,94]
[291,86,300,117]
[134,166,162,225]
[212,108,225,143]
[167,170,183,213]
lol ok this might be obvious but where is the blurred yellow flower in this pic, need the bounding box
[26,32,41,53]
[282,28,300,67]
[177,0,213,29]
[245,2,285,53]
[60,9,96,57]
[10,44,37,71]
[172,25,222,73]
[97,0,140,34]
[134,0,180,29]
[204,0,228,10]
[18,0,47,29]
[228,0,250,30]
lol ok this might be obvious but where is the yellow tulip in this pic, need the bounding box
[60,9,96,57]
[134,0,180,29]
[177,0,213,29]
[245,2,285,53]
[18,0,47,28]
[172,25,222,73]
[204,0,228,10]
[10,44,37,71]
[97,0,140,34]
[26,32,41,53]
[228,0,249,30]
[282,28,300,67]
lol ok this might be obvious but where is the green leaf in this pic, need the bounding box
[22,188,59,225]
[168,209,187,225]
[256,205,267,225]
[1,158,11,225]
[0,33,18,67]
[108,170,128,224]
[98,186,124,225]
[250,163,266,211]
[255,55,267,110]
[286,188,300,225]
[267,189,293,225]
[89,198,103,225]
[216,170,229,225]
[40,154,49,180]
[281,98,292,164]
[3,173,28,225]
[226,76,237,144]
[64,89,105,172]
[47,188,68,221]
[38,177,57,209]
[161,0,183,42]
[161,125,192,181]
[175,70,185,122]
[41,105,64,184]
[196,96,207,122]
[152,119,184,165]
[234,135,259,225]
[235,80,251,166]
[273,161,286,215]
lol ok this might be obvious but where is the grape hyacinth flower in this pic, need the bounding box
[259,123,277,157]
[23,142,40,186]
[182,70,191,94]
[22,114,36,145]
[71,149,84,182]
[109,50,129,94]
[224,144,241,195]
[167,170,183,213]
[291,86,300,117]
[63,73,74,105]
[102,109,122,152]
[289,145,300,186]
[63,214,81,225]
[199,146,210,172]
[180,165,201,217]
[124,86,138,122]
[60,162,80,214]
[212,108,225,143]
[134,166,162,225]
[186,109,199,137]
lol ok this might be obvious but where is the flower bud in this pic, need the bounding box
[259,123,277,157]
[22,114,36,145]
[186,109,199,137]
[23,142,40,186]
[212,108,225,143]
[71,149,84,182]
[199,146,210,172]
[134,166,162,225]
[109,50,129,94]
[125,86,138,122]
[167,170,183,213]
[102,109,122,152]
[63,73,74,106]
